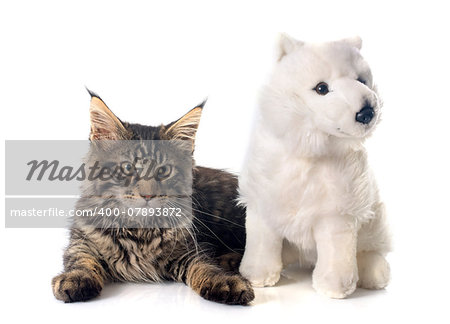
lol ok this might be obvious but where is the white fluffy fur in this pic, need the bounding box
[238,34,391,298]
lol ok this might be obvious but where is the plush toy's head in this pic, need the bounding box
[269,34,380,139]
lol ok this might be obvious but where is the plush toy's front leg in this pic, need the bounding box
[239,207,283,287]
[312,216,359,298]
[357,202,391,290]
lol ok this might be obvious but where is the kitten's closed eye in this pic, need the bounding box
[97,161,131,182]
[155,165,172,181]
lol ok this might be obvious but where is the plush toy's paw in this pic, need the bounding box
[357,251,390,289]
[239,260,282,287]
[198,274,255,305]
[52,270,102,303]
[248,270,281,288]
[312,266,358,299]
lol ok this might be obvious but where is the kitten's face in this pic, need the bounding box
[77,93,203,228]
[87,140,193,207]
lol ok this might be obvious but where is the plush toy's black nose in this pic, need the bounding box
[355,105,375,125]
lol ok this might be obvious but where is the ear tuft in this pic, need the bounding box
[196,98,207,109]
[277,33,304,61]
[85,87,102,100]
[89,94,129,141]
[341,36,362,50]
[164,104,203,150]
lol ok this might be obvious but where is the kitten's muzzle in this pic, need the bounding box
[141,194,156,201]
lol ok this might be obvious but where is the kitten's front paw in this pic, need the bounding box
[312,267,358,299]
[239,260,282,287]
[199,274,255,305]
[52,270,102,302]
[357,251,390,289]
[217,252,242,272]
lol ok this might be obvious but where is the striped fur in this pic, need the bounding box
[52,95,254,305]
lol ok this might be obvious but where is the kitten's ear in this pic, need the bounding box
[88,90,129,141]
[164,101,205,150]
[277,33,304,61]
[340,36,362,50]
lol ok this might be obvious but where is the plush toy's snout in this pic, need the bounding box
[355,103,375,125]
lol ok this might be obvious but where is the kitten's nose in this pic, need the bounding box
[355,104,375,125]
[141,194,155,201]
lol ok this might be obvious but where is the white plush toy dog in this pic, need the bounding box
[238,34,391,298]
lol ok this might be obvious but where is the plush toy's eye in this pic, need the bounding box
[357,77,366,85]
[314,82,329,95]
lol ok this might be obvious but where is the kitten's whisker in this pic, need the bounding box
[172,198,241,255]
[168,200,200,255]
[172,196,245,228]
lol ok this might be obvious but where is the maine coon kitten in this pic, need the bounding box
[51,91,254,305]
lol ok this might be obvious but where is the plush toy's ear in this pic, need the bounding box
[87,89,129,141]
[277,33,304,61]
[164,101,205,151]
[340,36,362,50]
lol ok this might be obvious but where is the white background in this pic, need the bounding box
[1,0,449,323]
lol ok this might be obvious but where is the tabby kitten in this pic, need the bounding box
[51,91,254,305]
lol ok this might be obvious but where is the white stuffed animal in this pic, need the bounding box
[238,34,391,298]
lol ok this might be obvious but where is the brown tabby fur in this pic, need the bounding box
[52,92,254,305]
